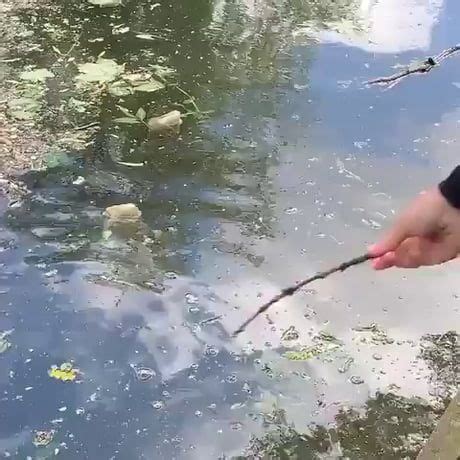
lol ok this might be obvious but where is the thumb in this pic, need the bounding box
[368,225,409,257]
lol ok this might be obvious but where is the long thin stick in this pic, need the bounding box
[365,44,460,88]
[232,253,372,336]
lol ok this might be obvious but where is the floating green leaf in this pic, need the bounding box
[20,68,54,82]
[108,80,132,96]
[132,79,164,93]
[77,58,123,83]
[284,343,340,361]
[48,362,79,382]
[151,64,176,79]
[136,107,146,121]
[117,105,135,117]
[122,72,151,84]
[283,331,342,361]
[88,0,122,6]
[284,347,320,361]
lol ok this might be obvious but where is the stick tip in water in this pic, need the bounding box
[232,327,243,337]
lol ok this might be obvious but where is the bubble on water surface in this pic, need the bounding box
[151,400,164,410]
[185,293,199,305]
[350,375,364,385]
[132,366,155,382]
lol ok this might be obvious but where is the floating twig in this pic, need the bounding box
[74,121,99,131]
[233,254,372,336]
[200,315,223,326]
[365,44,460,88]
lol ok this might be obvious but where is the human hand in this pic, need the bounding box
[368,187,460,269]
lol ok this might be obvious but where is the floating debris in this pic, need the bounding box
[200,315,222,326]
[116,161,145,167]
[33,429,55,447]
[132,366,155,382]
[284,346,323,361]
[48,362,79,382]
[226,374,238,383]
[338,357,354,374]
[185,293,199,305]
[72,176,86,185]
[0,330,12,354]
[88,0,122,6]
[230,421,243,431]
[281,325,300,341]
[352,323,394,345]
[284,331,342,361]
[284,207,299,215]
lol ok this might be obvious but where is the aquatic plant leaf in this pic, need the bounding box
[88,0,122,6]
[108,81,132,96]
[20,68,54,82]
[151,64,176,79]
[48,362,78,382]
[284,343,340,361]
[132,79,164,93]
[77,58,123,83]
[122,72,152,84]
[113,117,141,124]
[136,107,146,121]
[284,347,319,361]
[117,105,135,117]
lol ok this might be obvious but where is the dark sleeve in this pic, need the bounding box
[439,165,460,208]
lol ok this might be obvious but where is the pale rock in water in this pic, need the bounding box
[147,110,182,134]
[104,203,142,222]
[104,203,143,238]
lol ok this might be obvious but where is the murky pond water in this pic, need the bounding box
[1,0,459,458]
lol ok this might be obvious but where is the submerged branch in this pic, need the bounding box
[233,254,372,336]
[365,44,460,88]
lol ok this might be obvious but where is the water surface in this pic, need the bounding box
[0,0,459,458]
